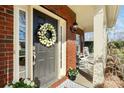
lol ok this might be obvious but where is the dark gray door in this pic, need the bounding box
[33,9,58,87]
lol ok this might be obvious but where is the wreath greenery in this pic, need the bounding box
[37,23,56,47]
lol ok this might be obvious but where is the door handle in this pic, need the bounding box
[33,46,36,65]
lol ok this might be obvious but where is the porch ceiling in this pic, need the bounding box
[68,5,119,32]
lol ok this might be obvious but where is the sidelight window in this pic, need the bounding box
[19,10,26,78]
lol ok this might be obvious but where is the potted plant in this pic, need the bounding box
[68,67,78,81]
[4,78,38,88]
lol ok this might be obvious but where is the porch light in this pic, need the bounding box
[71,21,78,33]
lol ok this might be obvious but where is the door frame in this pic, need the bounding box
[29,5,67,86]
[13,5,29,81]
[14,5,66,86]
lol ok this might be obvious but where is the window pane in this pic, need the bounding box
[19,10,26,79]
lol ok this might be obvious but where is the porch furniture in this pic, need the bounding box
[78,53,94,76]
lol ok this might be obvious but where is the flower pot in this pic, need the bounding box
[68,75,76,81]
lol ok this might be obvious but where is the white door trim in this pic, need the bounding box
[29,5,66,80]
[13,5,29,81]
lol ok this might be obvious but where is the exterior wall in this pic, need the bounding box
[42,5,77,71]
[0,5,13,87]
[0,5,77,87]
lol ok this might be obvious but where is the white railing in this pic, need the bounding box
[78,54,94,76]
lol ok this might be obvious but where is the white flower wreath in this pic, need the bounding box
[37,23,56,47]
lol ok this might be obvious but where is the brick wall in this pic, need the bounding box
[0,5,13,87]
[42,5,77,71]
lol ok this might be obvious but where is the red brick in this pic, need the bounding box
[0,61,5,65]
[6,15,13,21]
[5,56,12,60]
[6,63,13,68]
[6,31,13,35]
[7,72,13,80]
[0,47,6,52]
[0,12,6,17]
[5,21,13,27]
[0,43,5,47]
[6,14,13,20]
[0,25,4,30]
[0,16,4,22]
[0,53,5,56]
[1,5,13,10]
[6,53,13,57]
[6,43,13,47]
[0,6,4,12]
[0,5,13,87]
[0,79,5,86]
[6,47,13,51]
[0,65,6,70]
[0,20,5,26]
[6,26,13,31]
[0,57,6,61]
[0,35,5,39]
[0,30,6,34]
[50,76,67,88]
[0,70,4,75]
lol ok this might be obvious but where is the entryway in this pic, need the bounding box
[14,5,67,87]
[33,9,58,87]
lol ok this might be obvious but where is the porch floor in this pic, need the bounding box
[74,71,93,88]
[57,71,93,88]
[57,79,86,88]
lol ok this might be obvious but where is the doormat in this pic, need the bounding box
[57,79,86,88]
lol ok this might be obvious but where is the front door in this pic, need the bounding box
[33,9,58,87]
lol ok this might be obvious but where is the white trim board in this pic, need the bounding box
[13,5,29,81]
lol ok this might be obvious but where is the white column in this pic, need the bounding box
[93,6,107,87]
[94,8,104,60]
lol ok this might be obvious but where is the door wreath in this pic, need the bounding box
[37,23,56,47]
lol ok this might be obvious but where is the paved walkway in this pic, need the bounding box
[57,79,86,88]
